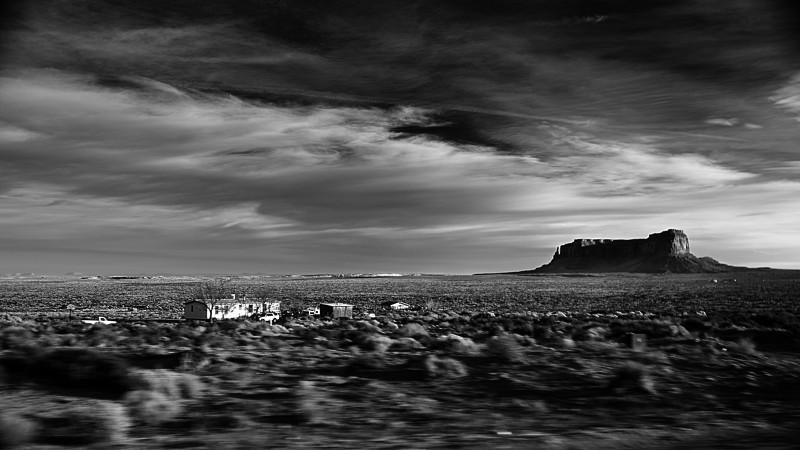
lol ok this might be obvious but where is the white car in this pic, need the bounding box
[81,316,116,325]
[259,312,280,325]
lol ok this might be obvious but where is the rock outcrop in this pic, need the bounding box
[528,229,739,274]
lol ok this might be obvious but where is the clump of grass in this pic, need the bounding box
[577,340,621,355]
[608,361,656,394]
[23,348,138,396]
[423,354,468,378]
[724,337,758,355]
[511,398,549,415]
[359,334,394,354]
[484,334,525,363]
[396,323,429,338]
[124,390,182,425]
[0,413,37,448]
[390,337,424,351]
[0,326,34,350]
[135,369,204,400]
[434,333,483,356]
[39,401,131,445]
[294,380,329,424]
[572,325,608,342]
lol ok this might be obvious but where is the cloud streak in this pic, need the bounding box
[2,1,800,273]
[2,68,799,273]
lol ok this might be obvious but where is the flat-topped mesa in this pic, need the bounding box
[553,229,690,260]
[534,229,736,274]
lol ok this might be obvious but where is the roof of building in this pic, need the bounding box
[319,303,354,307]
[185,297,259,305]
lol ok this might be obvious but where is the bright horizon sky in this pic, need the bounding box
[2,1,800,275]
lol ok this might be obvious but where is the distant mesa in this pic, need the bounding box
[515,229,745,274]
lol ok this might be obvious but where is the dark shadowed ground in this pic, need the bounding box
[1,273,800,448]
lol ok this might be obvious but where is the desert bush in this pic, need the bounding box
[124,390,182,425]
[511,398,549,415]
[358,334,393,353]
[354,320,382,334]
[0,314,23,324]
[344,353,388,376]
[608,361,656,394]
[423,354,468,378]
[681,318,709,334]
[750,311,800,331]
[533,325,556,343]
[572,325,609,342]
[87,324,125,346]
[39,401,130,445]
[135,369,203,400]
[433,333,483,356]
[294,380,328,424]
[396,323,429,338]
[195,333,236,349]
[577,340,621,355]
[390,337,424,351]
[724,338,758,355]
[0,326,34,350]
[484,334,525,363]
[0,413,37,448]
[610,319,688,340]
[25,348,139,396]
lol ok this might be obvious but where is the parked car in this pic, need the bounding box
[81,316,116,325]
[259,312,280,325]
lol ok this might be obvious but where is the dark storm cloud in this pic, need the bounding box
[2,0,800,273]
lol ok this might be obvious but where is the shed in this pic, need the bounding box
[184,300,211,320]
[382,301,411,311]
[319,303,353,319]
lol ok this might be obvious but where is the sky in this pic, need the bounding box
[1,0,800,275]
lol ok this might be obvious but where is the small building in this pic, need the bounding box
[184,294,269,320]
[318,303,353,319]
[382,301,411,311]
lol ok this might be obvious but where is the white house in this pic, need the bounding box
[382,301,411,311]
[184,294,278,320]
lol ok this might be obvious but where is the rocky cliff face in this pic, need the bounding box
[531,229,736,273]
[553,229,689,260]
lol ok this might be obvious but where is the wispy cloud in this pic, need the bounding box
[2,69,799,272]
[3,1,800,273]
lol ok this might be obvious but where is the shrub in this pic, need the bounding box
[136,370,181,399]
[608,361,656,394]
[39,401,130,445]
[423,355,468,378]
[390,337,424,351]
[682,318,708,334]
[577,341,621,355]
[724,338,757,355]
[294,380,327,424]
[124,390,182,425]
[135,369,204,400]
[484,334,525,363]
[572,326,608,342]
[343,353,388,377]
[396,323,429,339]
[26,348,138,396]
[433,334,482,356]
[0,413,37,448]
[0,327,34,350]
[359,334,393,354]
[86,323,123,346]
